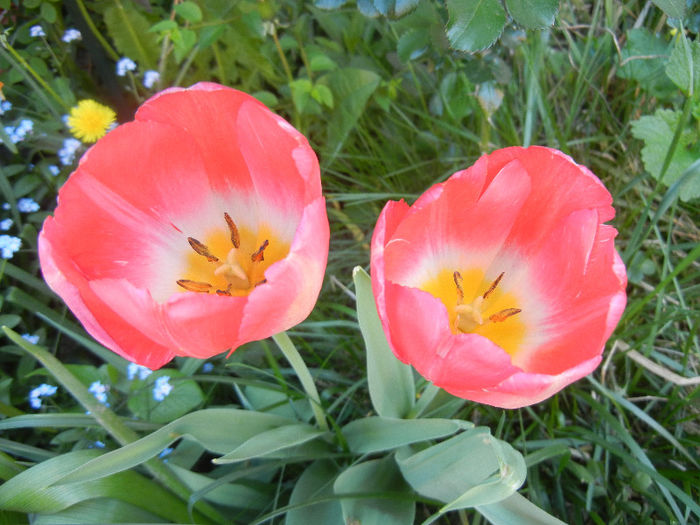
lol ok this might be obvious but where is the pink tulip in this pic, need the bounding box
[39,83,329,369]
[371,146,626,409]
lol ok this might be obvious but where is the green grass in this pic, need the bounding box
[0,0,699,523]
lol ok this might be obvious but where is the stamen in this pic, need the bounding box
[187,237,219,263]
[482,272,505,300]
[453,271,464,301]
[251,239,269,262]
[216,284,233,296]
[177,279,213,293]
[224,212,240,249]
[255,278,267,287]
[489,308,522,323]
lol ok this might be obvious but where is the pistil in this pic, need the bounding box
[453,271,521,333]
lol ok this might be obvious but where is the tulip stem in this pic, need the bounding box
[272,331,329,432]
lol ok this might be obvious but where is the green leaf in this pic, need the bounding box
[397,28,430,62]
[334,456,415,524]
[54,409,295,485]
[311,84,334,108]
[439,71,474,120]
[342,416,471,454]
[477,492,566,524]
[286,460,343,524]
[149,20,178,33]
[446,0,506,52]
[0,450,192,521]
[290,78,314,114]
[353,267,414,419]
[127,370,204,424]
[104,1,159,69]
[617,28,674,99]
[650,0,686,19]
[39,2,57,23]
[630,108,700,201]
[666,37,700,96]
[324,69,381,158]
[309,53,338,72]
[213,423,326,464]
[174,1,203,23]
[505,0,558,28]
[396,427,526,509]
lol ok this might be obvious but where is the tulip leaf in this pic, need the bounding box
[353,266,415,419]
[446,0,506,52]
[213,423,327,464]
[395,427,526,510]
[334,456,415,525]
[53,409,295,485]
[286,460,343,525]
[342,416,472,454]
[0,449,193,522]
[324,69,381,159]
[477,492,567,525]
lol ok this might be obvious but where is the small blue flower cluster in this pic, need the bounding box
[29,25,45,38]
[127,363,153,381]
[88,380,110,406]
[58,138,82,165]
[153,376,173,401]
[62,28,82,43]
[0,235,21,259]
[3,119,34,144]
[17,197,39,213]
[29,383,57,409]
[116,57,137,77]
[0,101,11,115]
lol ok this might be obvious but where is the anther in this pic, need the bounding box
[255,278,267,287]
[453,271,464,301]
[482,272,505,300]
[216,284,233,296]
[177,279,213,293]
[187,237,219,263]
[489,308,522,323]
[251,239,269,262]
[224,212,240,249]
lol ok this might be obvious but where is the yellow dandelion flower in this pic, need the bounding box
[67,99,116,143]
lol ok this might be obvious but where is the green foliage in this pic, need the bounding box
[446,0,507,52]
[103,1,160,69]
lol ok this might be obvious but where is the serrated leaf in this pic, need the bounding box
[334,456,415,525]
[651,0,685,19]
[174,1,203,23]
[665,37,700,96]
[505,0,558,29]
[630,109,700,201]
[446,0,506,52]
[353,267,414,418]
[342,417,470,453]
[104,1,159,69]
[617,28,674,99]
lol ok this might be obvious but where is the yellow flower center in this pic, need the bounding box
[420,268,525,356]
[177,213,289,297]
[67,99,116,143]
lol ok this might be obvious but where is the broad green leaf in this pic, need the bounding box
[174,1,203,23]
[396,427,526,508]
[290,78,314,114]
[342,416,471,454]
[32,499,161,524]
[630,108,700,201]
[0,413,156,432]
[39,2,57,23]
[397,28,430,62]
[214,423,326,464]
[54,409,295,485]
[168,463,271,509]
[505,0,558,29]
[666,37,700,96]
[477,492,566,524]
[438,71,474,120]
[286,460,343,525]
[324,69,381,158]
[0,450,191,521]
[617,28,674,99]
[353,267,414,419]
[309,53,337,72]
[334,456,415,524]
[446,0,506,52]
[311,84,334,108]
[104,1,159,69]
[650,0,686,19]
